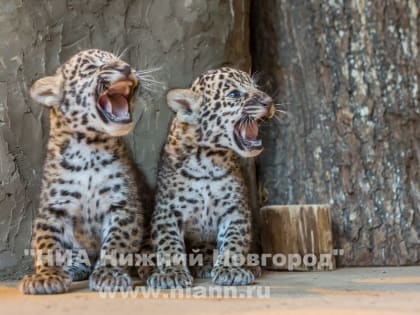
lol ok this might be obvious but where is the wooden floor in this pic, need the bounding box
[1,267,419,315]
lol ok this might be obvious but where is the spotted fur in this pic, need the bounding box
[19,49,147,294]
[148,68,274,288]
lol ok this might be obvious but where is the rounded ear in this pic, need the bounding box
[30,74,63,107]
[166,89,202,124]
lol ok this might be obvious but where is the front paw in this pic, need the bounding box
[19,269,72,294]
[89,267,132,292]
[250,265,262,278]
[137,265,154,283]
[211,266,255,286]
[147,268,193,289]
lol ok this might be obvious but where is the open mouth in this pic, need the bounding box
[234,105,275,152]
[234,119,263,151]
[96,80,136,124]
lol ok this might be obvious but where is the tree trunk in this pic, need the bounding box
[251,0,419,266]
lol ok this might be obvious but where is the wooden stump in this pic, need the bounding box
[260,204,335,271]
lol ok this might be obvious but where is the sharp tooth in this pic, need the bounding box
[246,139,261,147]
[241,128,247,139]
[103,99,112,114]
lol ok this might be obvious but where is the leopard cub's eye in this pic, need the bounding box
[226,90,242,98]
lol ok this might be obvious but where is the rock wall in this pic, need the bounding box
[0,0,251,276]
[252,0,419,266]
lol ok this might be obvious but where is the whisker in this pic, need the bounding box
[111,45,117,57]
[135,66,166,93]
[118,46,131,59]
[113,45,122,59]
[136,67,162,75]
[275,109,287,115]
[140,80,165,89]
[251,71,262,87]
[274,103,290,110]
[139,76,164,85]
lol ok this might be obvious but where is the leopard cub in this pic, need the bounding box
[148,67,275,288]
[19,49,147,294]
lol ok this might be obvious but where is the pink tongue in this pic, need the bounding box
[109,94,128,117]
[244,121,258,140]
[98,94,129,117]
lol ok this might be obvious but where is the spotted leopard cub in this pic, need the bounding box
[148,68,275,288]
[19,49,146,294]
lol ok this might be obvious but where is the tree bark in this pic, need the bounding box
[252,0,419,266]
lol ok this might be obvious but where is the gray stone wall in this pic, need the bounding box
[0,0,251,276]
